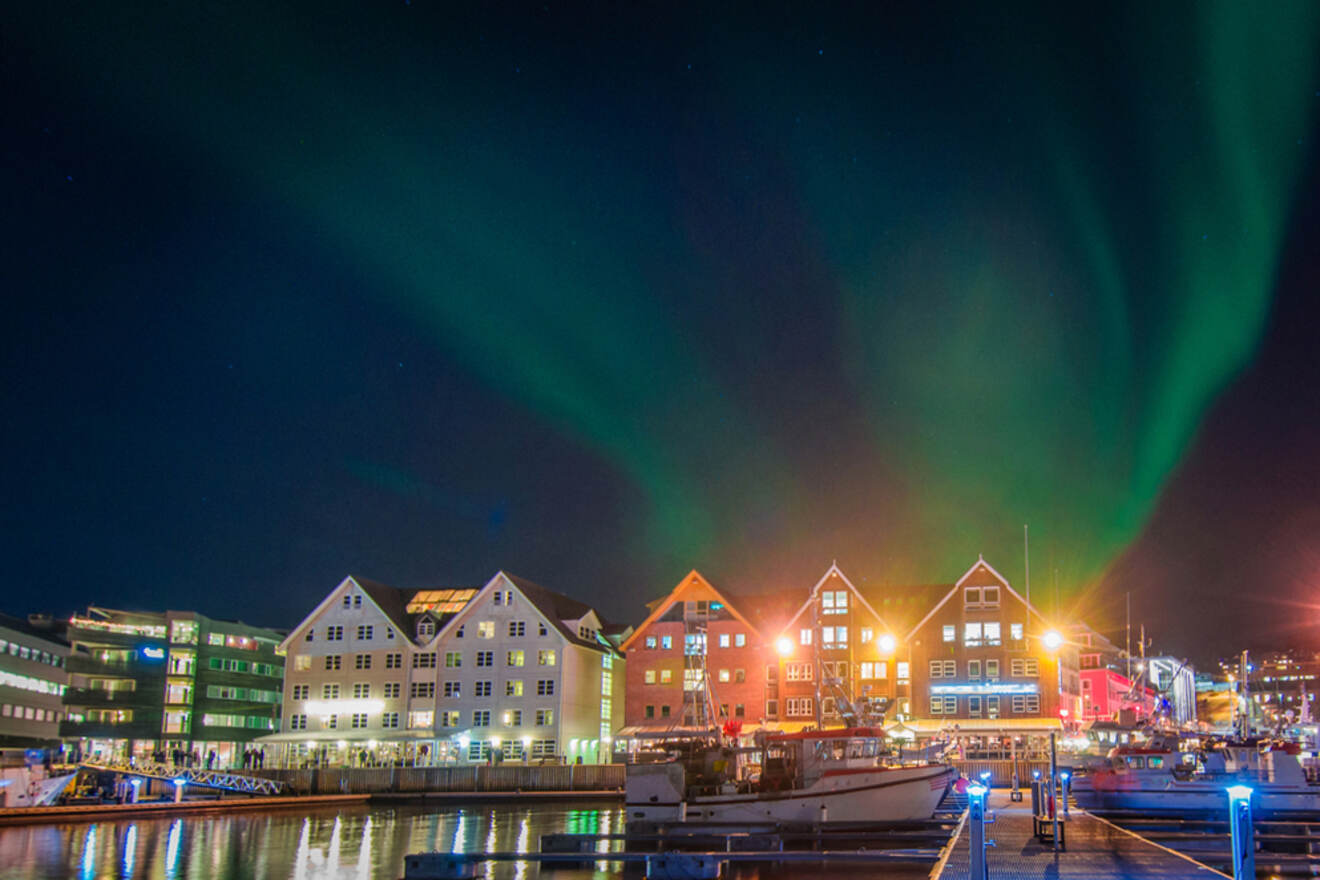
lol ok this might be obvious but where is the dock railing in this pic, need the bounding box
[251,763,625,795]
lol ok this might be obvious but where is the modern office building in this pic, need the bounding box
[0,613,70,748]
[60,607,284,764]
[263,571,625,766]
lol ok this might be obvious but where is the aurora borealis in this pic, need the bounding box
[5,2,1320,657]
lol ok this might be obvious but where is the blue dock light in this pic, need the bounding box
[1226,785,1254,880]
[967,784,990,880]
[172,777,186,803]
[1032,769,1041,780]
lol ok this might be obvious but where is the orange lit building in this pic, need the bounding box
[899,557,1081,750]
[765,563,901,728]
[618,571,768,740]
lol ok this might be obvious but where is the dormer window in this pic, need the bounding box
[417,618,436,640]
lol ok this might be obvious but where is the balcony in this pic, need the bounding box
[63,687,155,707]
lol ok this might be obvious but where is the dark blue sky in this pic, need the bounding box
[4,1,1320,663]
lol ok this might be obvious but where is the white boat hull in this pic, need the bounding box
[627,763,956,824]
[1072,774,1320,815]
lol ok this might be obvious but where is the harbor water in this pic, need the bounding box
[0,800,935,880]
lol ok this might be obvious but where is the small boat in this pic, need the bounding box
[626,726,956,824]
[1071,735,1320,816]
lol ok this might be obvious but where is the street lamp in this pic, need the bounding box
[878,634,897,654]
[776,636,794,657]
[1042,630,1063,651]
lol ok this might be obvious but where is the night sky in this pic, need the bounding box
[5,2,1319,664]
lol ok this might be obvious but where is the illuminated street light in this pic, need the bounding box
[776,636,794,656]
[1042,630,1064,651]
[878,634,897,654]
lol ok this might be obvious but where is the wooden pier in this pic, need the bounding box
[938,791,1230,880]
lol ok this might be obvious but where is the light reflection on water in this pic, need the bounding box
[0,801,931,880]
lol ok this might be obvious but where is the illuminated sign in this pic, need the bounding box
[929,682,1039,696]
[140,646,166,661]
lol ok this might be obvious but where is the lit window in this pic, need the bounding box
[477,622,495,639]
[799,629,813,646]
[964,622,983,647]
[943,625,955,642]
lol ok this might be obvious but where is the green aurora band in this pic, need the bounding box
[13,1,1318,597]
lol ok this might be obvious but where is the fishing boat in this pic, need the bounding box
[625,725,956,824]
[1070,735,1320,816]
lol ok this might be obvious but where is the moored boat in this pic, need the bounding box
[626,726,956,824]
[1071,735,1320,816]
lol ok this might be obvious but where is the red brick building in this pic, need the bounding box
[901,557,1080,748]
[766,563,901,728]
[618,571,767,738]
[616,558,1088,756]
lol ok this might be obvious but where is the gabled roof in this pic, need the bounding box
[277,575,481,653]
[776,562,893,636]
[500,572,619,655]
[619,570,763,652]
[904,556,1050,641]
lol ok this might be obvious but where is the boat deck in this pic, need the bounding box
[937,791,1230,880]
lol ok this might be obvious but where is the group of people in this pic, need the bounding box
[145,746,266,771]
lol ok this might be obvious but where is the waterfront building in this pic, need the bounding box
[264,571,624,766]
[1146,655,1197,727]
[618,570,768,743]
[0,614,70,748]
[897,557,1081,753]
[60,607,284,765]
[768,563,901,729]
[1072,624,1153,723]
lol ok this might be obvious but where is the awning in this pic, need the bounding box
[615,725,718,739]
[884,718,1064,735]
[254,730,447,744]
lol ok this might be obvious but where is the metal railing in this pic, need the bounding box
[80,760,287,796]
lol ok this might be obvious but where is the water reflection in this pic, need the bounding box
[0,801,930,880]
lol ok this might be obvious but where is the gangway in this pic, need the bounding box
[78,760,286,796]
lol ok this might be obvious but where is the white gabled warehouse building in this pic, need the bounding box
[260,571,624,766]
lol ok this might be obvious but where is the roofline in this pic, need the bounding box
[905,556,1052,642]
[619,570,763,652]
[776,563,893,636]
[435,571,617,656]
[277,575,417,653]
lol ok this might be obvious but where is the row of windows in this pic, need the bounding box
[1,704,61,723]
[200,713,275,730]
[928,658,1038,679]
[643,703,746,719]
[0,640,63,668]
[930,694,1040,716]
[941,621,1026,647]
[295,676,560,701]
[205,684,281,703]
[441,680,556,698]
[302,649,560,672]
[206,657,281,677]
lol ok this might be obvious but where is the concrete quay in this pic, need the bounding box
[937,791,1229,880]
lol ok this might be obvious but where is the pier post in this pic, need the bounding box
[1227,785,1254,880]
[1049,732,1059,853]
[968,782,989,880]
